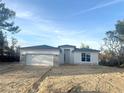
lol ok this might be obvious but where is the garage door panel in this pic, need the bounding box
[26,54,53,66]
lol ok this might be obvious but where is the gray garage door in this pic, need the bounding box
[26,54,54,66]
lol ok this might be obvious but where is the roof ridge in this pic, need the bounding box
[21,45,58,49]
[75,48,100,52]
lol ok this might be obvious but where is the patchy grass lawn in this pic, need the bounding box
[0,63,49,93]
[38,65,124,93]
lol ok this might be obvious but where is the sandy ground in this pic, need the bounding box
[0,63,49,93]
[1,64,124,93]
[38,65,124,93]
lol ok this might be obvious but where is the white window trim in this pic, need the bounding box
[81,53,91,62]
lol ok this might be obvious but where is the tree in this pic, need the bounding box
[11,37,17,50]
[80,43,90,48]
[0,31,4,49]
[115,20,124,65]
[116,20,124,35]
[9,37,18,56]
[0,1,20,61]
[101,20,124,66]
[0,2,20,34]
[103,31,121,56]
[115,20,124,48]
[0,31,8,56]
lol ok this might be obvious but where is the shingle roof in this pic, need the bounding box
[21,45,58,49]
[21,45,100,52]
[74,48,100,52]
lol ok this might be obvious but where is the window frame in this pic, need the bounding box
[81,53,91,62]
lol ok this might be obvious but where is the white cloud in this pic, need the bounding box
[16,11,33,19]
[55,31,101,49]
[71,0,124,16]
[17,39,31,47]
[4,0,102,49]
[4,0,35,19]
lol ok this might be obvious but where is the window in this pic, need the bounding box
[81,53,85,61]
[86,54,90,61]
[81,53,91,62]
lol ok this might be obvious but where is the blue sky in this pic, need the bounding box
[4,0,124,49]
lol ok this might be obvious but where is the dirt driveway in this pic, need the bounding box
[0,63,50,93]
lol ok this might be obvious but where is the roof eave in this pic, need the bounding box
[72,50,100,52]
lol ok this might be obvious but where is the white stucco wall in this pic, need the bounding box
[73,51,99,65]
[59,46,75,64]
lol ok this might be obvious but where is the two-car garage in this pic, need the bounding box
[26,54,55,66]
[20,45,60,66]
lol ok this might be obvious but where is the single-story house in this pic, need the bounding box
[20,45,100,66]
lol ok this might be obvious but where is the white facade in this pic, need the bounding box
[20,45,99,66]
[59,46,75,64]
[73,52,99,64]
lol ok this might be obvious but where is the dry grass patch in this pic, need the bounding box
[38,65,124,93]
[0,64,49,93]
[49,65,124,76]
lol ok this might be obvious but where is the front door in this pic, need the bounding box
[64,49,70,64]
